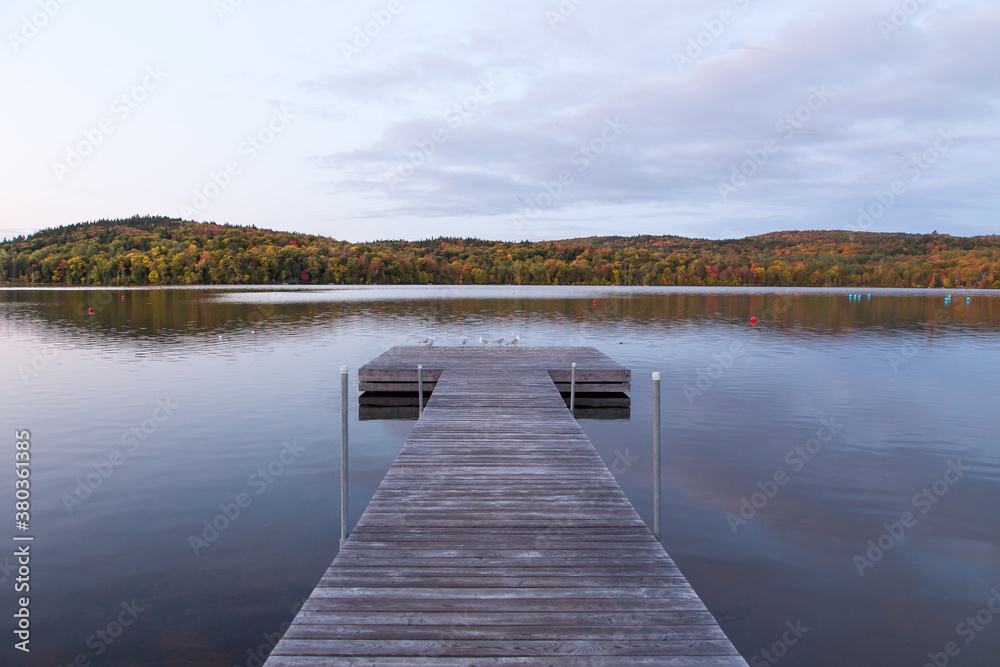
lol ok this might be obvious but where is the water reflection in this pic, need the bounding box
[358,389,630,420]
[3,285,998,343]
[1,285,998,667]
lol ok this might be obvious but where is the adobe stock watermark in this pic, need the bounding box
[510,117,627,231]
[922,589,1000,667]
[683,295,792,406]
[61,398,181,514]
[727,418,842,534]
[52,66,169,181]
[77,288,120,317]
[850,128,957,233]
[188,438,306,555]
[682,341,745,407]
[214,0,246,21]
[247,300,278,330]
[381,73,500,196]
[611,447,639,474]
[235,595,309,667]
[340,0,403,62]
[545,0,587,30]
[8,0,72,54]
[674,0,754,73]
[748,620,809,667]
[887,306,952,373]
[55,600,145,667]
[532,525,572,554]
[0,554,16,586]
[879,0,930,40]
[178,107,294,218]
[718,86,832,201]
[853,459,970,576]
[16,346,59,385]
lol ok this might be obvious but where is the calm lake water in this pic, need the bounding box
[2,285,999,666]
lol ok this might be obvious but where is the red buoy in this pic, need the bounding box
[88,307,94,314]
[593,300,597,305]
[750,316,757,325]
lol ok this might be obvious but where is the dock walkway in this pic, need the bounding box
[264,347,747,666]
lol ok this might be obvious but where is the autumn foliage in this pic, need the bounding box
[1,216,998,288]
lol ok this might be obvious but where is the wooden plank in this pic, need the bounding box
[266,656,750,666]
[299,587,702,600]
[360,382,631,393]
[264,348,746,666]
[271,639,741,657]
[552,382,632,392]
[282,624,731,640]
[359,382,438,392]
[303,592,702,607]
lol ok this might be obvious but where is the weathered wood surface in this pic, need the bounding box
[359,347,631,394]
[360,381,439,393]
[265,348,746,666]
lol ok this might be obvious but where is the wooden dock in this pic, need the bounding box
[264,347,747,666]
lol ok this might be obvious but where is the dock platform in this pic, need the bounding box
[264,347,747,666]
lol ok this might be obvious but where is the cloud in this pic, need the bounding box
[304,0,1000,239]
[5,0,996,240]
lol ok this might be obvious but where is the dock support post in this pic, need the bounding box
[340,365,349,546]
[418,364,423,416]
[652,371,661,542]
[570,362,577,414]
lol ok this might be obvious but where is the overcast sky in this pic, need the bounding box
[2,0,997,242]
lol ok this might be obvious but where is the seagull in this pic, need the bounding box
[426,337,435,346]
[507,334,520,346]
[493,336,505,345]
[479,336,489,345]
[460,337,468,346]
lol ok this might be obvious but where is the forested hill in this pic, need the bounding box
[1,216,998,288]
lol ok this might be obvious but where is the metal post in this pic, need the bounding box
[652,371,661,542]
[570,362,577,414]
[340,366,349,546]
[417,364,423,416]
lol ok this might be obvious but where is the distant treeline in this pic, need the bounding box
[1,216,998,288]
